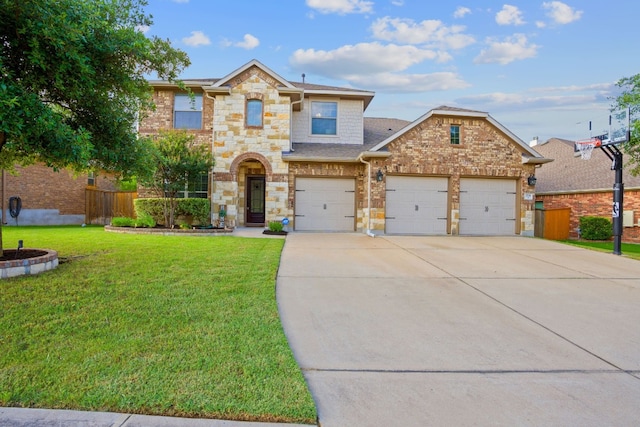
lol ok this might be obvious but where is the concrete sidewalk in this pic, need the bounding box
[0,407,312,427]
[277,234,640,426]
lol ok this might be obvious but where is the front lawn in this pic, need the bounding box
[0,226,316,424]
[560,239,640,260]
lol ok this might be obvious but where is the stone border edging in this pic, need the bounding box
[0,249,59,279]
[104,225,234,236]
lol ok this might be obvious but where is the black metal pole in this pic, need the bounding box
[604,145,624,255]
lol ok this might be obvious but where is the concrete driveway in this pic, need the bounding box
[276,234,640,426]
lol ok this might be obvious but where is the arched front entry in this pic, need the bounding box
[230,153,272,227]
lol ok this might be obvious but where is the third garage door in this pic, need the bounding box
[385,176,448,235]
[459,178,517,235]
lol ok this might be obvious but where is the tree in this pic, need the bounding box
[140,130,214,227]
[613,74,640,175]
[0,0,190,254]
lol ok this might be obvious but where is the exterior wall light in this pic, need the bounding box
[376,169,384,182]
[527,174,537,186]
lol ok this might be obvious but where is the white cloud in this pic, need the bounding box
[474,34,538,65]
[306,0,373,15]
[220,34,260,50]
[391,0,404,6]
[535,21,546,28]
[453,6,471,19]
[172,0,189,3]
[542,1,583,24]
[348,71,470,93]
[495,5,525,26]
[135,25,150,34]
[236,34,260,50]
[182,31,211,47]
[370,17,475,50]
[290,42,447,78]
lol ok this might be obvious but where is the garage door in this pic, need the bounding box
[459,178,517,235]
[385,176,448,235]
[295,178,356,231]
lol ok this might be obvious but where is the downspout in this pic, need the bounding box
[359,156,376,238]
[204,91,217,224]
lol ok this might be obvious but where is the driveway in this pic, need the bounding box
[276,234,640,426]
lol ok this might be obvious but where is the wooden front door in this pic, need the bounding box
[246,176,265,225]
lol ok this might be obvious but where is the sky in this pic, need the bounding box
[142,0,640,144]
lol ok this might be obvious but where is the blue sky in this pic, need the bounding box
[142,0,639,143]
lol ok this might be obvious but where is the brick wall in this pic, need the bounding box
[369,114,537,234]
[2,164,116,214]
[537,190,640,242]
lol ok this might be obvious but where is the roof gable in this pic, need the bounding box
[210,59,296,90]
[368,106,547,163]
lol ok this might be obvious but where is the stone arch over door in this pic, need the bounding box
[230,152,273,181]
[230,152,272,226]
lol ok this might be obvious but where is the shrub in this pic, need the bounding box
[134,211,156,228]
[111,217,134,227]
[268,221,284,232]
[579,216,613,240]
[135,198,210,226]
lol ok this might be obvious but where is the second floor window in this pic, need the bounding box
[450,125,460,145]
[246,99,263,128]
[311,101,337,135]
[174,93,203,129]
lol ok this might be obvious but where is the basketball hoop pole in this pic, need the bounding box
[601,144,624,255]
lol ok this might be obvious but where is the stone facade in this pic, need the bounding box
[140,60,545,234]
[211,66,292,225]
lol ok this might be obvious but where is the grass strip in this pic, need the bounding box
[559,239,640,260]
[0,226,316,423]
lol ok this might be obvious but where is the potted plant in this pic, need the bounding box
[218,207,226,229]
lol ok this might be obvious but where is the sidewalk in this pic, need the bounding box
[0,407,313,427]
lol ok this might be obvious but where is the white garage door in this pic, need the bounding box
[459,178,517,235]
[295,178,356,231]
[385,176,448,235]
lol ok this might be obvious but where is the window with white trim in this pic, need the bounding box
[311,101,337,135]
[246,99,263,128]
[174,93,203,129]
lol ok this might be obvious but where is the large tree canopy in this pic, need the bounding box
[0,0,190,177]
[613,74,640,175]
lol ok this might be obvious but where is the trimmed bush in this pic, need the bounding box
[268,221,284,232]
[579,216,613,240]
[111,217,135,227]
[135,198,210,226]
[134,211,156,228]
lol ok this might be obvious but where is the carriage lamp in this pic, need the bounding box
[376,169,384,182]
[527,174,537,186]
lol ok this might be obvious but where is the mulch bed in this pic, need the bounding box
[0,249,48,262]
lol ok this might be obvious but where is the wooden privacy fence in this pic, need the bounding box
[534,207,571,240]
[85,188,138,225]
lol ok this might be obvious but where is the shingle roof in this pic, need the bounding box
[284,117,411,161]
[533,138,640,192]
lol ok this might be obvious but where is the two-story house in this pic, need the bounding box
[139,59,550,236]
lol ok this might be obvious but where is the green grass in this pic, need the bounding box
[0,226,316,424]
[560,239,640,260]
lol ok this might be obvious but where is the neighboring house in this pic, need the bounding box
[533,138,640,242]
[1,164,117,226]
[139,59,549,236]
